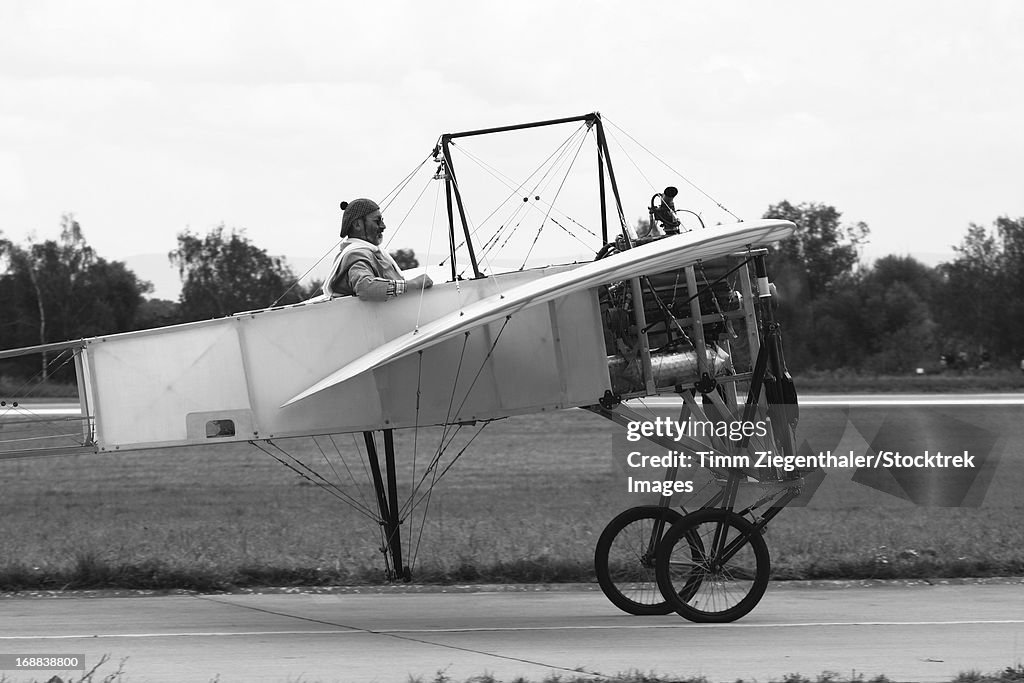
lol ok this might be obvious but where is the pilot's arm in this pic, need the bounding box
[345,258,407,301]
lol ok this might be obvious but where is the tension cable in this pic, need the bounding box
[603,115,741,221]
[251,439,379,523]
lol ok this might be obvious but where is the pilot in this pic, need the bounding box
[320,198,433,301]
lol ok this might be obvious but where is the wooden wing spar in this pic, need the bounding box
[284,219,794,407]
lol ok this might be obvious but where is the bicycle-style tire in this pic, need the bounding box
[594,506,684,615]
[655,508,770,622]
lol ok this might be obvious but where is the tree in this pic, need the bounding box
[390,248,419,270]
[995,216,1024,356]
[133,298,182,330]
[792,255,940,373]
[763,201,869,301]
[937,223,1002,355]
[0,215,152,380]
[0,218,94,375]
[858,269,938,373]
[760,201,869,370]
[170,225,311,321]
[937,216,1024,360]
[869,255,942,302]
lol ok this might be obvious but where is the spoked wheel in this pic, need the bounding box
[594,506,686,615]
[655,508,770,623]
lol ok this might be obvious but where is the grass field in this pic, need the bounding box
[1,399,1023,591]
[796,369,1024,393]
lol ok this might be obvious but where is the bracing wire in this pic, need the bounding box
[397,316,509,553]
[518,128,593,268]
[389,330,470,536]
[379,152,435,210]
[250,439,379,523]
[310,435,348,492]
[381,170,436,256]
[0,350,92,451]
[398,315,512,521]
[403,418,494,523]
[399,332,470,517]
[602,125,658,195]
[1,348,79,406]
[440,160,510,303]
[603,115,741,221]
[315,435,377,519]
[440,123,591,270]
[268,245,338,307]
[406,350,424,563]
[489,144,598,266]
[408,179,442,335]
[475,125,594,269]
[347,432,377,498]
[467,127,596,260]
[440,125,586,254]
[408,418,494,572]
[270,438,378,518]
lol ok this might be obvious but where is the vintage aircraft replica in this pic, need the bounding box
[0,112,804,622]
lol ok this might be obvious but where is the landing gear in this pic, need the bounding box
[364,429,411,583]
[655,508,770,623]
[594,506,684,615]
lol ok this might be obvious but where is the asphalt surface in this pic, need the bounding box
[2,580,1023,683]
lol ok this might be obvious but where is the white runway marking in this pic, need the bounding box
[4,394,1022,421]
[5,618,1023,640]
[0,403,81,418]
[799,396,1024,406]
[634,393,1024,407]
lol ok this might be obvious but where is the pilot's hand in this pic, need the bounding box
[408,274,433,290]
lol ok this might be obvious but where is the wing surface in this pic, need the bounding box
[283,219,794,407]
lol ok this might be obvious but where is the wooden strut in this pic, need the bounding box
[363,429,410,582]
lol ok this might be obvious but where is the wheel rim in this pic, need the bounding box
[595,506,684,615]
[657,509,769,622]
[604,514,668,608]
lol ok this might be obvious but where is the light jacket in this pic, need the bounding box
[320,239,407,301]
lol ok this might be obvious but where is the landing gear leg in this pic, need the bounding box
[364,429,411,582]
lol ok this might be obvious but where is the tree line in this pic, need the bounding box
[1,207,1022,381]
[764,202,1024,373]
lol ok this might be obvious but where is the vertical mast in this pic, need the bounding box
[441,136,483,279]
[444,170,458,282]
[597,132,608,245]
[592,114,631,247]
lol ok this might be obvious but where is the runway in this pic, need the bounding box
[2,581,1023,682]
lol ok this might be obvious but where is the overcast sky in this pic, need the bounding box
[2,0,1022,297]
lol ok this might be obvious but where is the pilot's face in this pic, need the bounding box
[358,210,385,245]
